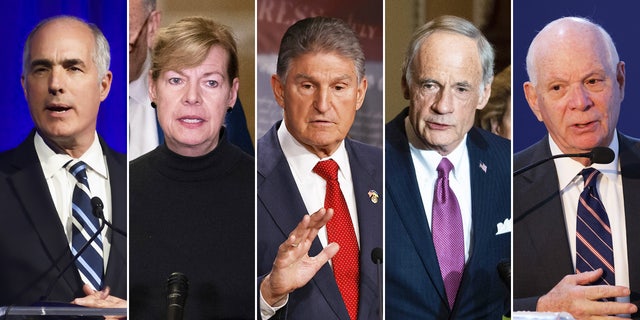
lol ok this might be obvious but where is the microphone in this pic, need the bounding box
[40,199,107,301]
[167,272,189,320]
[91,197,127,236]
[514,146,614,176]
[497,259,511,318]
[371,247,383,320]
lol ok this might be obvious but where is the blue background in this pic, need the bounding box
[0,0,127,153]
[513,0,640,152]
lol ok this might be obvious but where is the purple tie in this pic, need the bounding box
[432,157,464,309]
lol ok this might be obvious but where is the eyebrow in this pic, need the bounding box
[294,73,353,82]
[167,70,226,80]
[418,78,473,88]
[30,58,87,70]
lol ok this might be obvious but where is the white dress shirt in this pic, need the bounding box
[34,131,113,270]
[405,117,473,263]
[551,133,629,297]
[129,52,159,160]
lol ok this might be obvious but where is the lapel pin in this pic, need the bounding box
[479,161,487,173]
[368,190,379,204]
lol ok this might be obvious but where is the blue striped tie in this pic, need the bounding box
[66,160,103,291]
[576,168,614,286]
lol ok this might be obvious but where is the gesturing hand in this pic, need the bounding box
[260,208,339,306]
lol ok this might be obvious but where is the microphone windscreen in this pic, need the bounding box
[590,147,615,164]
[370,247,382,264]
[91,197,105,219]
[91,197,104,210]
[497,259,510,286]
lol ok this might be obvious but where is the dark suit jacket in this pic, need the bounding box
[385,108,511,319]
[513,133,640,312]
[0,130,127,306]
[257,121,382,320]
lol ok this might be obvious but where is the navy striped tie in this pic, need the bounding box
[576,168,614,286]
[66,160,104,291]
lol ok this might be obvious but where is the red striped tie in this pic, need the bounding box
[576,168,615,287]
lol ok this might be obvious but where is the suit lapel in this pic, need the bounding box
[385,114,449,307]
[618,133,640,303]
[102,140,127,294]
[6,135,80,297]
[346,140,382,319]
[514,138,574,290]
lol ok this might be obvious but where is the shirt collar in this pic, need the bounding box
[550,130,619,189]
[405,116,468,180]
[277,120,350,180]
[35,131,108,180]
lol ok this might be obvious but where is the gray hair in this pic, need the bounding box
[276,16,365,83]
[141,0,156,15]
[22,15,111,82]
[525,17,619,85]
[402,15,494,90]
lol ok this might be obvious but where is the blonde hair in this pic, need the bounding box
[151,16,238,84]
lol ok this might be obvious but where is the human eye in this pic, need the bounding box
[205,80,219,88]
[455,86,469,93]
[419,80,439,92]
[68,66,83,73]
[32,67,48,75]
[168,77,183,85]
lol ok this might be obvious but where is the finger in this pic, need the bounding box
[306,209,334,241]
[310,242,340,266]
[581,300,637,318]
[573,269,604,285]
[584,284,631,301]
[100,286,111,299]
[308,208,333,230]
[289,214,312,241]
[82,284,96,296]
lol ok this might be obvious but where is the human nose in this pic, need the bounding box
[183,81,201,105]
[313,87,331,112]
[48,67,64,96]
[431,88,454,114]
[567,84,592,110]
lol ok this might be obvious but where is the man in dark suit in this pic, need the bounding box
[0,16,126,309]
[385,15,511,318]
[257,17,382,319]
[514,17,639,318]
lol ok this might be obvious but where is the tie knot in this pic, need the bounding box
[437,158,454,178]
[66,159,89,184]
[580,167,601,188]
[313,159,339,181]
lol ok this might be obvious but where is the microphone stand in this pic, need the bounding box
[40,220,106,301]
[513,152,590,176]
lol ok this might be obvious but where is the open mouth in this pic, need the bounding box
[46,105,71,113]
[574,121,596,128]
[179,117,204,124]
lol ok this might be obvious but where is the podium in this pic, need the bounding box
[0,306,126,319]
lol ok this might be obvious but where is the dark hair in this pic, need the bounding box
[276,16,365,83]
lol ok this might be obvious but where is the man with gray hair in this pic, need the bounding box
[257,16,382,320]
[0,16,126,309]
[385,15,510,318]
[514,16,640,318]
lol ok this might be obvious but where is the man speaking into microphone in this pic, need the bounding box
[513,16,640,318]
[0,15,126,310]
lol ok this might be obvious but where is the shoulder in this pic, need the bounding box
[467,127,510,159]
[514,137,548,168]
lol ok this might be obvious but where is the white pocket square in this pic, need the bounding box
[495,218,511,235]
